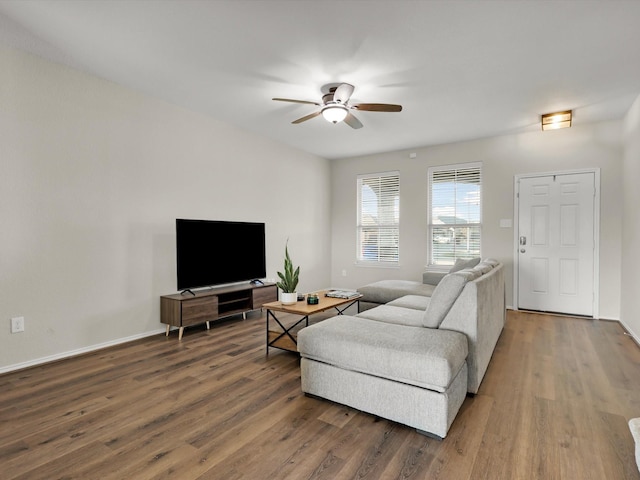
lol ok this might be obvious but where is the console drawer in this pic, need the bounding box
[252,285,278,308]
[181,296,218,326]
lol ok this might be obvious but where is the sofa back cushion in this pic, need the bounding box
[423,270,475,328]
[449,257,481,273]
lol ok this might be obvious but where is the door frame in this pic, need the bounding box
[513,168,600,318]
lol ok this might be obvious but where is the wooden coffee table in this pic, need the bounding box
[264,290,361,353]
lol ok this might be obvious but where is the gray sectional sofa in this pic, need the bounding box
[297,259,504,439]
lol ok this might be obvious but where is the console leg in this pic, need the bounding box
[206,321,210,330]
[178,327,184,341]
[165,324,170,336]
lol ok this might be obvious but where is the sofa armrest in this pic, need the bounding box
[423,271,446,286]
[438,264,505,394]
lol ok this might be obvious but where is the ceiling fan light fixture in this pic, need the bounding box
[541,110,572,131]
[273,82,402,129]
[321,104,348,124]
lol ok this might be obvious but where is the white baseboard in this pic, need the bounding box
[0,328,165,375]
[619,319,640,347]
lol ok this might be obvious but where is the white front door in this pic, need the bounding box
[517,172,596,316]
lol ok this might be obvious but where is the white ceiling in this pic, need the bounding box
[1,0,640,159]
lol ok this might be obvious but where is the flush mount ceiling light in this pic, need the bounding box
[321,104,348,124]
[541,110,572,131]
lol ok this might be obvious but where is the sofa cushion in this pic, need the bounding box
[387,295,431,311]
[470,258,499,275]
[356,304,424,327]
[472,262,493,275]
[298,316,468,392]
[357,280,436,304]
[460,267,482,281]
[449,257,481,273]
[423,271,473,328]
[482,257,499,267]
[422,271,447,286]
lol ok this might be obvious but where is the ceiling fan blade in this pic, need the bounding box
[273,97,320,106]
[292,111,322,124]
[333,83,355,104]
[352,103,403,112]
[344,112,363,129]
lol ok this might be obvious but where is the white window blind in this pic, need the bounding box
[428,163,481,266]
[357,171,400,264]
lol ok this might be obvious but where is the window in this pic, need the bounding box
[428,163,481,267]
[357,171,400,265]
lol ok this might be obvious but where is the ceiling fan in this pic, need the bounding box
[272,83,402,129]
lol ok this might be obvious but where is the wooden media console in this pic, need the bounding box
[161,282,277,340]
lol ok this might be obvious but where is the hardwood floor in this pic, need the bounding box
[1,309,639,479]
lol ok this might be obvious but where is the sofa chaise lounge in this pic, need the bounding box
[297,259,504,439]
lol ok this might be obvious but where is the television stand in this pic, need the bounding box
[161,282,277,340]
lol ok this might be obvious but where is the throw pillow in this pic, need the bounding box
[449,257,481,274]
[423,271,472,328]
[473,262,493,274]
[461,268,482,281]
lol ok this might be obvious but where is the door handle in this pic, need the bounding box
[519,236,527,246]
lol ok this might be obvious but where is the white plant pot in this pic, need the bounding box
[280,292,298,305]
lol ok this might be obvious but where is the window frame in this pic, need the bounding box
[427,162,482,269]
[356,170,400,267]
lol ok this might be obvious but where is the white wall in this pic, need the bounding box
[621,94,640,341]
[0,45,331,371]
[330,121,623,319]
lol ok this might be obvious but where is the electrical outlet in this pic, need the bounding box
[11,316,25,334]
[341,269,347,277]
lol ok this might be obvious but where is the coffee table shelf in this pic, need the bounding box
[267,330,299,352]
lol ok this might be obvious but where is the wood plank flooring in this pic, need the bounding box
[1,309,639,479]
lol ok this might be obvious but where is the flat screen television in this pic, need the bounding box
[176,219,266,291]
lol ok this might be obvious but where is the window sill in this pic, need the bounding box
[355,261,400,269]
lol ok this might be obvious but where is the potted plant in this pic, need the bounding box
[276,240,300,305]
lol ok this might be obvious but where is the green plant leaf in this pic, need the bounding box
[276,239,300,293]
